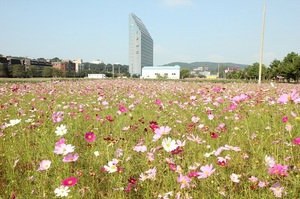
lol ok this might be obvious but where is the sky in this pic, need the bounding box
[1,0,300,66]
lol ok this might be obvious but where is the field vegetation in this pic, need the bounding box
[0,79,299,198]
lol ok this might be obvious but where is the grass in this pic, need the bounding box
[0,79,299,198]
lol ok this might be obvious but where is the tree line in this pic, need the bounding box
[0,62,130,78]
[221,52,300,82]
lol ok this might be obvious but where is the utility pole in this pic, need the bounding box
[258,3,266,85]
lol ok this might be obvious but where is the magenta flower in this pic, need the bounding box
[155,99,162,105]
[177,174,191,189]
[119,105,128,113]
[52,111,64,123]
[293,137,300,145]
[37,160,51,171]
[197,164,216,179]
[63,153,79,162]
[106,115,114,122]
[268,164,288,177]
[62,177,78,186]
[85,132,96,142]
[188,171,199,178]
[282,116,288,123]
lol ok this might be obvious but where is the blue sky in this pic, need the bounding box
[1,0,299,66]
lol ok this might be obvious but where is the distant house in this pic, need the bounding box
[141,65,180,79]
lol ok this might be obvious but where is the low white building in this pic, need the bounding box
[87,74,106,78]
[141,65,181,79]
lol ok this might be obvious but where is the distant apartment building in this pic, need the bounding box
[52,60,75,73]
[72,59,83,72]
[129,13,153,76]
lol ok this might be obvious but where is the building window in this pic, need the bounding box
[172,73,176,75]
[164,73,168,76]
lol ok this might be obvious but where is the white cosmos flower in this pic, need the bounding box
[104,159,118,173]
[162,137,178,152]
[230,173,240,183]
[54,186,70,197]
[55,124,67,136]
[6,119,21,127]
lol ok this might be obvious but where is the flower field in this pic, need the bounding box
[0,79,299,198]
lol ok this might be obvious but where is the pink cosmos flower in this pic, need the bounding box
[277,88,300,104]
[197,164,216,179]
[177,174,191,189]
[146,152,155,161]
[153,126,171,141]
[268,164,288,177]
[258,180,269,187]
[270,182,286,198]
[55,138,66,147]
[285,123,293,132]
[52,111,64,123]
[54,144,75,155]
[293,137,300,145]
[85,132,96,142]
[62,177,78,186]
[37,160,51,171]
[133,145,147,152]
[248,176,258,182]
[63,153,79,162]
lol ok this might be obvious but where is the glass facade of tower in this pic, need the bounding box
[129,13,153,76]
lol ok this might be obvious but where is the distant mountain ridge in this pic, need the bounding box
[164,62,249,71]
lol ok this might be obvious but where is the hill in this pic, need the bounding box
[164,62,249,72]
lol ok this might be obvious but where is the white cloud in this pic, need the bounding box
[162,0,192,7]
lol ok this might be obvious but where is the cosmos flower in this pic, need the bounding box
[37,160,51,171]
[55,124,67,136]
[277,88,300,104]
[268,164,288,177]
[104,159,119,173]
[62,177,78,187]
[54,144,75,155]
[177,174,191,189]
[54,186,70,197]
[5,119,21,127]
[153,126,171,141]
[63,153,79,162]
[230,173,240,183]
[52,111,64,123]
[270,182,286,198]
[293,137,300,145]
[162,137,178,152]
[197,164,216,179]
[85,132,96,142]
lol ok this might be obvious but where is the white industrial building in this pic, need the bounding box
[87,74,106,78]
[141,65,181,79]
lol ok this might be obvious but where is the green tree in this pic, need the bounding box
[42,67,53,77]
[180,68,191,79]
[0,63,9,77]
[9,64,26,78]
[26,65,39,77]
[280,52,300,82]
[244,62,267,80]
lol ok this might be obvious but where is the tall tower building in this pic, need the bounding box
[129,13,153,76]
